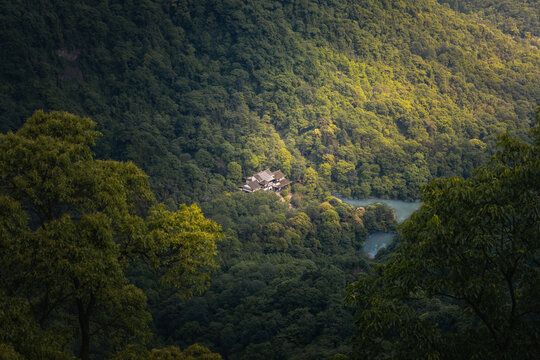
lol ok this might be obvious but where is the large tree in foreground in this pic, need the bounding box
[0,111,222,359]
[347,112,540,359]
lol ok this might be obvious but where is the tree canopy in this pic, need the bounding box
[347,113,540,359]
[0,111,223,359]
[0,0,538,202]
[0,0,538,358]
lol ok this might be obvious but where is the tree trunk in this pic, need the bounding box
[77,298,91,360]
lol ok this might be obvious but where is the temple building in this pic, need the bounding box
[241,169,292,193]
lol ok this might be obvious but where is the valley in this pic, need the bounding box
[0,0,538,359]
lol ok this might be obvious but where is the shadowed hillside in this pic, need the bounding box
[1,0,538,202]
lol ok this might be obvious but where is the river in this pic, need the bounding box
[339,198,422,258]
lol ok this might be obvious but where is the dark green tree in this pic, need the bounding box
[0,111,222,359]
[347,113,540,359]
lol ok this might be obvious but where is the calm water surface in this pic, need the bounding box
[340,198,422,257]
[340,198,421,223]
[363,232,395,258]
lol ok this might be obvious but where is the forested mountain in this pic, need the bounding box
[1,0,538,202]
[438,0,539,37]
[1,1,539,359]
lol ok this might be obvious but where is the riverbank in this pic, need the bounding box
[338,197,421,223]
[337,197,422,257]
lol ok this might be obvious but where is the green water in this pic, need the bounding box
[363,232,395,258]
[340,198,421,223]
[340,198,421,257]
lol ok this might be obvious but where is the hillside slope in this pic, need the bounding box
[438,0,539,37]
[1,0,538,201]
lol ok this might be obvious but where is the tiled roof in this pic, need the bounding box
[273,170,286,180]
[277,178,292,187]
[255,169,275,182]
[246,180,261,191]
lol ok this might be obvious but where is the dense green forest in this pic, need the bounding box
[0,111,397,358]
[0,0,539,359]
[1,0,538,201]
[347,111,540,359]
[0,112,224,359]
[438,0,539,37]
[141,193,396,359]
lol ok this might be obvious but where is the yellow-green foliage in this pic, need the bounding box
[1,0,537,201]
[0,111,223,359]
[347,114,540,359]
